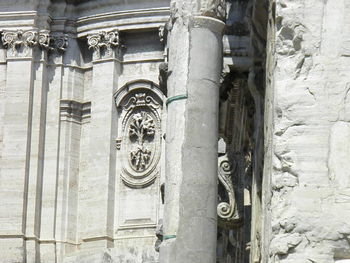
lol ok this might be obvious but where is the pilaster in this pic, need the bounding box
[0,29,41,262]
[50,35,85,263]
[79,30,121,249]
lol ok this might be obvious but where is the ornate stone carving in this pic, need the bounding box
[159,25,167,44]
[1,30,37,53]
[1,30,68,54]
[37,32,69,52]
[129,112,155,171]
[200,0,226,21]
[50,35,68,52]
[217,153,241,227]
[114,80,164,188]
[37,31,50,49]
[87,30,120,58]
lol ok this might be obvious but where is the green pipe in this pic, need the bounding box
[166,94,188,106]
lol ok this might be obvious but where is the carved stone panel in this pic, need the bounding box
[115,80,164,188]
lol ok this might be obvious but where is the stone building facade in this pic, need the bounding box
[1,0,350,263]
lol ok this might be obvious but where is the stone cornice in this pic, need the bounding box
[60,99,91,124]
[75,8,169,37]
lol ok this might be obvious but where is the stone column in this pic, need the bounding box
[160,1,225,263]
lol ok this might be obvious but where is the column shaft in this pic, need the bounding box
[160,15,225,263]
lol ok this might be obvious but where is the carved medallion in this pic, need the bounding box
[114,81,164,188]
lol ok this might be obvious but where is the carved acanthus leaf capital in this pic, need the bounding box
[1,30,68,54]
[200,0,226,21]
[87,30,120,58]
[191,0,226,20]
[50,35,68,52]
[37,31,50,49]
[1,30,37,52]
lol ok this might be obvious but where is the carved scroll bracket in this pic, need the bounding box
[217,152,242,228]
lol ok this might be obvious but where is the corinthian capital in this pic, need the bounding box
[49,35,68,52]
[199,0,226,21]
[87,30,120,58]
[1,30,37,53]
[1,30,68,55]
[37,32,68,52]
[37,31,50,49]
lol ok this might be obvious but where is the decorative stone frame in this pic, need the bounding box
[114,80,165,188]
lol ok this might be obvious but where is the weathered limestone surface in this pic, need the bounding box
[159,1,225,263]
[264,0,350,262]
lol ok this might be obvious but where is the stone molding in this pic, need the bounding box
[60,99,91,124]
[87,30,120,59]
[191,15,226,33]
[114,80,164,188]
[75,8,169,37]
[1,29,68,54]
[170,1,226,23]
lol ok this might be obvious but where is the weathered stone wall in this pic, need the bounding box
[0,1,169,262]
[264,0,350,262]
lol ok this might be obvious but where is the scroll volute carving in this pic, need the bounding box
[217,151,243,228]
[114,80,164,188]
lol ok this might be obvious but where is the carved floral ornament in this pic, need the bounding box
[114,81,164,188]
[1,29,68,53]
